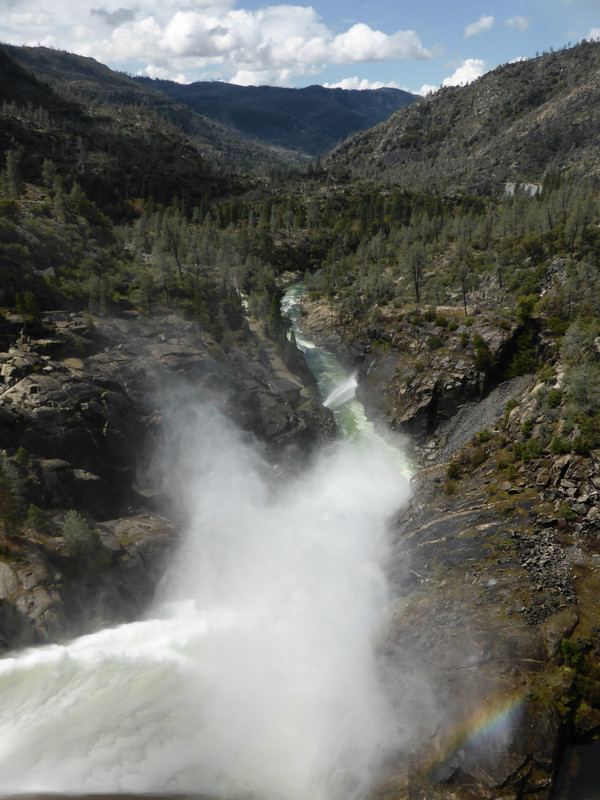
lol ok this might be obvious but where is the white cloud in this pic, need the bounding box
[464,15,494,38]
[90,6,138,27]
[4,10,52,27]
[0,0,434,87]
[506,16,529,34]
[417,83,438,96]
[323,76,401,90]
[442,58,487,87]
[138,63,187,82]
[588,27,600,40]
[329,23,430,63]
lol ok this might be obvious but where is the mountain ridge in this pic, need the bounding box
[133,76,418,156]
[326,40,600,193]
[1,44,417,161]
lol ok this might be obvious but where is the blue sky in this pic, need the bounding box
[0,0,599,93]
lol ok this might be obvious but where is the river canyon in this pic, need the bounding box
[0,285,599,800]
[0,287,417,800]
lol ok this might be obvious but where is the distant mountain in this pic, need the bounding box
[133,78,418,157]
[0,45,244,211]
[2,45,417,164]
[0,45,307,171]
[325,40,600,194]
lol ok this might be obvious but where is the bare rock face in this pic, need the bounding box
[297,298,530,442]
[376,459,581,800]
[291,297,600,800]
[369,390,600,800]
[0,310,334,651]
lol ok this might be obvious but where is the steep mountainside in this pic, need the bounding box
[0,45,244,212]
[326,40,600,193]
[133,78,417,156]
[0,44,304,171]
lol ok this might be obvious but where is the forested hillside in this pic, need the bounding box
[327,39,600,193]
[133,78,417,156]
[2,40,600,410]
[0,44,305,172]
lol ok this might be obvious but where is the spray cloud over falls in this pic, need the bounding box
[0,391,415,800]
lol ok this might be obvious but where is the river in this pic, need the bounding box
[0,286,411,800]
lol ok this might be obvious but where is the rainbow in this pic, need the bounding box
[423,689,525,777]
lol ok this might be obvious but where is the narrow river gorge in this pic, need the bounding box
[0,286,414,800]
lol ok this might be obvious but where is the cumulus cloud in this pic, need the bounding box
[442,58,487,87]
[588,27,600,40]
[323,76,402,90]
[329,23,429,62]
[506,15,529,34]
[417,83,438,96]
[91,6,138,27]
[0,0,434,87]
[464,15,494,38]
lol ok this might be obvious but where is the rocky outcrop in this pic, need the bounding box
[0,308,334,651]
[370,378,600,800]
[298,297,533,442]
[297,297,600,800]
[0,510,178,651]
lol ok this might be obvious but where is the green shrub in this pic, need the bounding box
[547,317,569,336]
[446,462,461,479]
[26,504,53,535]
[470,447,487,468]
[505,329,539,378]
[61,510,109,568]
[0,198,20,221]
[0,453,24,525]
[512,442,524,462]
[521,418,534,438]
[503,398,519,428]
[448,321,458,332]
[538,365,556,383]
[550,436,571,455]
[434,315,448,328]
[459,332,469,349]
[15,447,30,466]
[473,333,494,371]
[547,388,563,408]
[524,437,543,459]
[572,435,591,455]
[561,638,582,668]
[504,464,519,480]
[477,428,493,443]
[516,294,537,324]
[558,503,575,521]
[426,335,443,351]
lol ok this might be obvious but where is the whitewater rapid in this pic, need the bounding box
[0,288,412,800]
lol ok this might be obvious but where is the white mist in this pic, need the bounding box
[0,396,412,800]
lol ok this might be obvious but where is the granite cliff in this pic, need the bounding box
[0,308,334,651]
[297,294,600,800]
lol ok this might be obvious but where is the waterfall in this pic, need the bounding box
[0,287,413,800]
